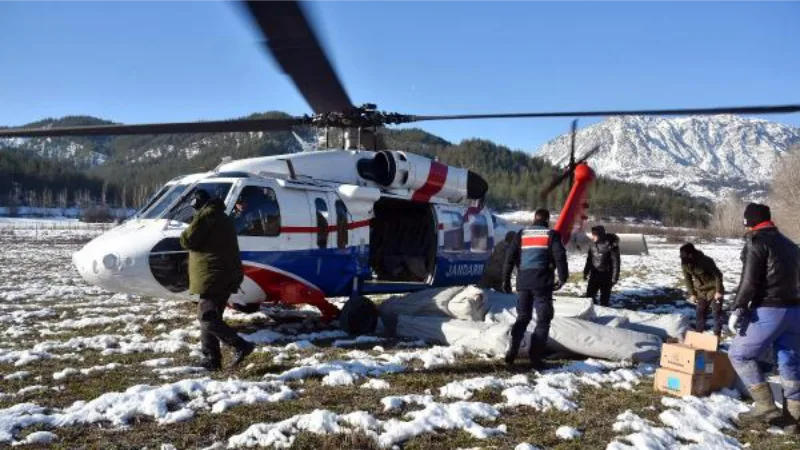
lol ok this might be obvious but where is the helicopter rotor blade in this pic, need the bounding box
[568,119,577,190]
[409,104,800,122]
[575,145,601,165]
[539,144,600,199]
[243,0,354,114]
[0,117,300,138]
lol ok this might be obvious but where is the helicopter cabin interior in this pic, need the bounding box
[369,197,436,283]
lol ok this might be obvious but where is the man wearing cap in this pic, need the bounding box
[502,209,568,369]
[728,203,800,433]
[679,243,725,337]
[180,189,255,371]
[583,225,620,307]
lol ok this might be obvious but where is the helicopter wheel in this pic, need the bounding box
[339,296,379,335]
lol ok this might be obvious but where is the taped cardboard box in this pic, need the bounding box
[710,351,737,391]
[654,367,712,397]
[683,331,737,391]
[684,331,718,351]
[660,343,715,375]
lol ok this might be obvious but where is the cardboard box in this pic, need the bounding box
[709,351,737,391]
[684,331,719,351]
[660,343,715,375]
[654,367,712,397]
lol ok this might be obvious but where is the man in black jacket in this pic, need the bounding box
[502,209,568,369]
[583,225,620,306]
[728,203,800,433]
[479,231,517,291]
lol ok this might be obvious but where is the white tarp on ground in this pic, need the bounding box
[590,305,689,340]
[396,315,662,363]
[483,292,594,323]
[378,286,488,335]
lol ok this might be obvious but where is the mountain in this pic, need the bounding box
[1,114,712,226]
[535,115,800,200]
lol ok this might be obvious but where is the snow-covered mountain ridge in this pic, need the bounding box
[535,115,800,200]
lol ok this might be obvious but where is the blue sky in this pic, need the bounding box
[1,1,798,153]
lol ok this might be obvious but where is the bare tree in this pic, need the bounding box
[710,192,746,237]
[769,144,800,242]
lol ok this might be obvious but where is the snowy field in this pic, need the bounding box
[0,232,796,449]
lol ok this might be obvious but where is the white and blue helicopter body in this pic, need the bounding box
[72,149,532,320]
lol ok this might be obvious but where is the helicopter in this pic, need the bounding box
[1,1,798,333]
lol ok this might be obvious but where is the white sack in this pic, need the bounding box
[484,292,593,323]
[591,316,630,328]
[520,317,662,363]
[396,314,510,356]
[379,286,488,335]
[591,305,689,340]
[396,315,661,362]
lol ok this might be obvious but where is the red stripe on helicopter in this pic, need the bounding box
[521,236,549,248]
[411,162,448,203]
[242,263,339,319]
[280,219,371,234]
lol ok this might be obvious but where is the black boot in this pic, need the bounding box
[200,358,222,372]
[230,341,255,368]
[504,338,523,367]
[784,399,800,435]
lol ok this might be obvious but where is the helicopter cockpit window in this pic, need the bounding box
[136,183,172,218]
[140,184,190,220]
[231,186,281,237]
[335,200,348,249]
[163,182,233,224]
[315,198,329,248]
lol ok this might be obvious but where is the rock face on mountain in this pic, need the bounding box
[536,115,800,200]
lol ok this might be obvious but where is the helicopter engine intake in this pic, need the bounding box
[357,150,487,203]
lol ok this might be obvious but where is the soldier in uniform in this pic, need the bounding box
[502,209,568,369]
[478,231,517,291]
[180,189,255,371]
[679,243,725,337]
[583,225,620,306]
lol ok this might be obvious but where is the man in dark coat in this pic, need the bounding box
[583,225,620,306]
[502,209,568,369]
[679,243,725,337]
[180,189,254,371]
[728,203,800,433]
[478,231,517,291]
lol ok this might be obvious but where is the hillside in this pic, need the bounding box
[1,115,710,226]
[536,115,800,200]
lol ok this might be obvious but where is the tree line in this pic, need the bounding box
[1,119,710,226]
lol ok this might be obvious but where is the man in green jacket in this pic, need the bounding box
[180,189,254,371]
[680,243,725,337]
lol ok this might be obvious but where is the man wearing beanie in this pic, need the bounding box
[583,225,620,306]
[728,203,800,433]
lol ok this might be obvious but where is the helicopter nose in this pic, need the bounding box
[72,221,179,297]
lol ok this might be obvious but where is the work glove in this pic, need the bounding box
[553,279,565,291]
[728,308,746,334]
[583,272,589,281]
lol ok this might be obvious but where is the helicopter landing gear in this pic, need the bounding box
[339,296,379,335]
